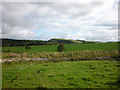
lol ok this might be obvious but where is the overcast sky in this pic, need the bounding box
[1,0,119,42]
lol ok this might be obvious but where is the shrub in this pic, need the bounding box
[57,45,65,52]
[25,45,31,50]
[6,53,19,58]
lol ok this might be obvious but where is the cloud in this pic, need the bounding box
[50,29,118,42]
[2,23,36,40]
[2,2,36,28]
[1,0,118,41]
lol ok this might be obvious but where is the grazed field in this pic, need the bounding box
[2,60,119,88]
[2,42,118,53]
[2,42,119,88]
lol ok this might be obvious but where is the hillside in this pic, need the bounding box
[1,38,102,47]
[48,38,85,44]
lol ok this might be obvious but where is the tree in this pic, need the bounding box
[25,46,31,49]
[25,45,31,50]
[57,45,65,52]
[25,42,31,50]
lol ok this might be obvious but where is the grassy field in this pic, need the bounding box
[2,60,119,88]
[2,42,119,88]
[2,42,118,53]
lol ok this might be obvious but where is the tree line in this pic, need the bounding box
[1,38,99,47]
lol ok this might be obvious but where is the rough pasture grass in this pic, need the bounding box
[2,42,118,53]
[2,50,119,60]
[2,60,119,88]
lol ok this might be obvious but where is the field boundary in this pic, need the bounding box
[2,56,119,63]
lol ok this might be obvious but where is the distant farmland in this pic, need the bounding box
[2,42,118,53]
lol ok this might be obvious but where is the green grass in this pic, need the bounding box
[64,43,118,52]
[2,42,119,88]
[2,60,119,88]
[2,42,118,53]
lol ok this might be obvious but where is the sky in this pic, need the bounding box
[0,0,119,42]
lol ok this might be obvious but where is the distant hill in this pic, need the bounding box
[1,38,48,47]
[1,38,102,47]
[48,38,84,44]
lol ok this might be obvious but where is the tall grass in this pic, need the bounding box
[2,50,119,61]
[21,50,119,59]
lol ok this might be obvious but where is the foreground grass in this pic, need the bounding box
[2,60,119,88]
[2,42,118,53]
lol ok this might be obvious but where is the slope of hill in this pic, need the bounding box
[1,38,104,47]
[48,38,84,44]
[1,38,47,47]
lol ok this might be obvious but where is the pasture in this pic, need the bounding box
[2,42,118,53]
[2,42,119,88]
[2,60,119,88]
